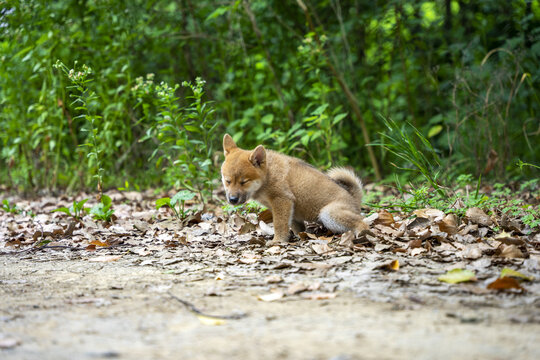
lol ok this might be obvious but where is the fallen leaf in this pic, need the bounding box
[499,244,524,259]
[90,239,110,247]
[89,255,122,262]
[258,209,273,223]
[500,268,534,281]
[389,259,400,271]
[197,315,226,326]
[493,231,525,245]
[439,214,458,234]
[465,207,493,226]
[413,208,444,221]
[258,221,274,236]
[410,247,426,257]
[487,277,523,291]
[301,292,337,300]
[373,210,394,226]
[265,275,283,284]
[311,243,334,255]
[239,222,256,235]
[0,337,21,349]
[461,245,483,260]
[338,231,355,248]
[438,269,476,284]
[287,282,309,295]
[408,238,422,249]
[257,291,284,302]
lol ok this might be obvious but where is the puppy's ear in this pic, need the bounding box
[223,134,237,156]
[249,145,266,167]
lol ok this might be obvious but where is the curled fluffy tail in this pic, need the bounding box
[327,167,363,204]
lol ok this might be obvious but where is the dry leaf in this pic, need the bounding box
[413,208,444,221]
[499,244,524,259]
[258,209,273,223]
[493,231,525,245]
[197,315,226,326]
[257,291,284,302]
[408,239,422,249]
[90,239,110,247]
[301,292,337,300]
[239,222,257,235]
[287,282,309,295]
[0,337,21,349]
[265,275,283,284]
[439,214,458,234]
[465,207,493,226]
[410,247,426,257]
[89,255,122,262]
[487,277,523,291]
[374,210,394,226]
[258,221,274,236]
[461,245,483,260]
[312,243,334,255]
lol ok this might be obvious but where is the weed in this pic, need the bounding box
[54,60,105,198]
[52,199,89,220]
[1,199,19,214]
[155,190,196,220]
[372,116,445,197]
[134,77,221,203]
[90,195,115,222]
[222,200,267,216]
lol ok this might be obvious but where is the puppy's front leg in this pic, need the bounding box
[267,197,293,245]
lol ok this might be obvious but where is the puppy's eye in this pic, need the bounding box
[225,179,231,185]
[240,179,249,185]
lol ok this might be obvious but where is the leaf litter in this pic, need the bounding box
[1,186,539,313]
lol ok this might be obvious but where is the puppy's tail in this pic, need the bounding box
[327,167,363,204]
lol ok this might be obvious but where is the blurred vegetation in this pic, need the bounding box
[0,0,538,195]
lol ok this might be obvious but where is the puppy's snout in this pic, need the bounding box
[228,195,240,205]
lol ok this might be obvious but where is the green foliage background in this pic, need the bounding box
[1,0,539,193]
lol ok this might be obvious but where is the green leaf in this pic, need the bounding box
[261,114,274,125]
[500,268,534,281]
[155,197,171,209]
[427,125,443,138]
[312,104,329,115]
[332,113,347,125]
[52,207,71,216]
[205,6,229,22]
[171,190,196,205]
[184,125,200,133]
[438,269,476,284]
[101,195,112,208]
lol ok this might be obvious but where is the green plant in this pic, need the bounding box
[134,77,221,203]
[90,195,115,222]
[54,60,105,197]
[155,190,196,220]
[1,199,19,214]
[222,200,267,216]
[372,116,445,197]
[517,160,540,171]
[52,199,89,220]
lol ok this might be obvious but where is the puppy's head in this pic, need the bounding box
[221,134,266,205]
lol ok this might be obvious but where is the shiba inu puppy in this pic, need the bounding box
[221,134,368,245]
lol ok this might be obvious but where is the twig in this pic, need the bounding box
[168,291,247,320]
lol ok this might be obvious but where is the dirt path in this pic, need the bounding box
[2,254,539,360]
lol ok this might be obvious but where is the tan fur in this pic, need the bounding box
[221,134,368,245]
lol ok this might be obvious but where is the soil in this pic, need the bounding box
[1,253,539,360]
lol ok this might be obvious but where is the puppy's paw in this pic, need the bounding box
[266,237,289,246]
[354,220,370,237]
